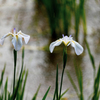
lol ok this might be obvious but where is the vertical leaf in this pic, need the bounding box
[32,84,41,100]
[92,65,100,100]
[66,70,79,96]
[0,64,6,88]
[53,65,59,100]
[42,86,51,100]
[85,39,96,76]
[4,78,8,100]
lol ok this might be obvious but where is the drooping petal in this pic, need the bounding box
[49,39,62,53]
[71,41,83,55]
[18,31,30,44]
[0,33,13,45]
[12,35,22,51]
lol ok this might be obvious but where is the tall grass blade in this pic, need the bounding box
[0,64,6,88]
[66,70,79,96]
[20,70,28,100]
[92,65,100,100]
[4,78,8,100]
[32,84,41,100]
[53,65,58,100]
[75,65,84,100]
[85,39,96,76]
[56,65,59,100]
[42,86,51,100]
[60,88,69,99]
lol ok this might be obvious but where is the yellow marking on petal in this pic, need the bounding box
[57,39,61,42]
[63,41,70,46]
[72,40,75,44]
[16,35,18,41]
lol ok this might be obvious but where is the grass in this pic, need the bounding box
[66,40,100,100]
[35,0,87,40]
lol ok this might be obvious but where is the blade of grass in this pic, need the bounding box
[32,84,41,100]
[4,78,8,100]
[85,39,96,76]
[66,70,79,96]
[0,64,6,88]
[75,65,84,100]
[20,70,28,100]
[60,88,69,99]
[53,65,59,100]
[42,86,51,100]
[56,65,59,100]
[92,65,100,100]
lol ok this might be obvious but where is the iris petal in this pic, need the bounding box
[18,31,30,44]
[71,41,83,55]
[49,39,62,53]
[0,33,13,45]
[12,35,22,51]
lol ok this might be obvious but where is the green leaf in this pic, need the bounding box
[66,70,79,96]
[4,78,8,100]
[20,70,28,100]
[0,64,6,88]
[53,65,59,100]
[85,39,95,73]
[92,65,100,100]
[75,65,84,100]
[32,84,41,100]
[60,88,69,98]
[42,86,51,100]
[11,48,24,100]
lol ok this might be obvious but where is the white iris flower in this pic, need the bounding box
[49,35,83,55]
[0,28,30,51]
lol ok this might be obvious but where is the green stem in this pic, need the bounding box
[59,67,65,100]
[59,48,67,100]
[11,47,24,100]
[13,49,17,93]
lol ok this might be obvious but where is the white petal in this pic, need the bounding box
[18,31,30,44]
[0,33,13,45]
[12,35,22,51]
[0,38,5,45]
[49,39,62,53]
[71,41,83,55]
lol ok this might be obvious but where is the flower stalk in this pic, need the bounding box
[59,49,67,100]
[13,49,17,93]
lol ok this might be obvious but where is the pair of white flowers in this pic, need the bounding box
[0,29,83,55]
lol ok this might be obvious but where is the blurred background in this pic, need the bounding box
[0,0,100,100]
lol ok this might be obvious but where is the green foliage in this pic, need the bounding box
[66,65,84,100]
[32,84,41,100]
[75,65,84,100]
[85,39,96,72]
[91,65,100,100]
[36,0,87,39]
[53,48,68,100]
[0,64,6,88]
[42,86,51,100]
[66,40,100,100]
